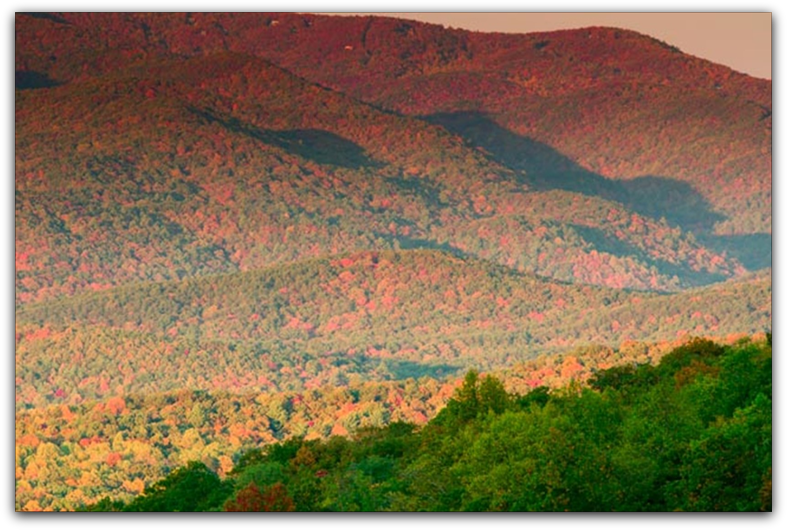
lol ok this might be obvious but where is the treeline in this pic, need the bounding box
[78,337,771,512]
[15,336,764,510]
[11,335,724,511]
[15,377,454,512]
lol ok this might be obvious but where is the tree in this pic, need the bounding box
[124,461,233,512]
[224,482,264,512]
[433,370,511,430]
[478,374,509,415]
[259,483,296,511]
[224,482,295,511]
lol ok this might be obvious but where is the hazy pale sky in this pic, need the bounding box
[342,13,771,79]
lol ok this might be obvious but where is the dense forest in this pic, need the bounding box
[15,250,770,410]
[15,13,770,307]
[15,50,753,306]
[74,337,771,512]
[16,13,770,237]
[16,335,770,511]
[15,12,771,512]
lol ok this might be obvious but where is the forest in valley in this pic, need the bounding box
[16,335,772,511]
[75,338,772,512]
[15,12,771,511]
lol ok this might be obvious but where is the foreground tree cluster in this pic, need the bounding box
[82,337,771,512]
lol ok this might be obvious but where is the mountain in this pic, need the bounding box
[15,12,771,511]
[16,12,772,239]
[15,13,769,308]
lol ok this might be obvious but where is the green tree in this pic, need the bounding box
[124,461,233,512]
[673,394,772,511]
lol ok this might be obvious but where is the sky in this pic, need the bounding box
[338,13,771,79]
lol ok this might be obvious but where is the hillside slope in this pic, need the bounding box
[16,41,747,304]
[16,12,772,240]
[16,250,771,409]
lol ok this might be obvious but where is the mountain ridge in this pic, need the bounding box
[16,11,771,234]
[14,12,772,512]
[17,42,754,305]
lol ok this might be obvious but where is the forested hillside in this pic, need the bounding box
[72,338,771,512]
[16,251,770,410]
[16,48,750,307]
[16,13,771,237]
[16,12,770,307]
[15,12,770,511]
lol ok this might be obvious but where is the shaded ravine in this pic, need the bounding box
[428,111,724,232]
[427,111,770,272]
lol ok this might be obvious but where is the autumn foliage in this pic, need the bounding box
[15,12,770,512]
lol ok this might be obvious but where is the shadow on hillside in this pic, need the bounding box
[15,70,62,90]
[427,111,725,233]
[19,12,72,24]
[700,232,772,271]
[190,106,380,169]
[383,360,461,380]
[392,235,468,257]
[266,129,379,169]
[570,224,728,286]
